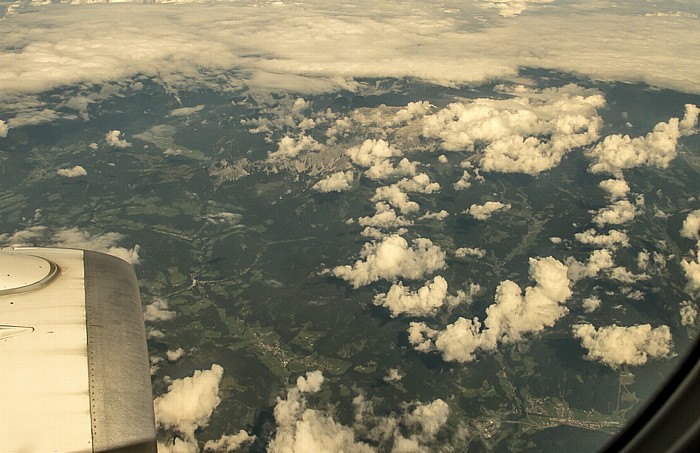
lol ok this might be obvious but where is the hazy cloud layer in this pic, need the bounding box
[2,1,700,131]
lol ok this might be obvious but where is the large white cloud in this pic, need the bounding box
[154,364,224,448]
[573,324,673,368]
[409,256,571,363]
[586,104,699,176]
[332,234,446,288]
[422,85,605,175]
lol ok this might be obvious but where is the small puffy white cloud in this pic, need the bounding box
[371,185,419,214]
[582,297,601,313]
[404,399,450,440]
[418,210,449,221]
[358,203,413,230]
[396,174,441,194]
[573,324,673,368]
[364,157,418,181]
[438,155,448,163]
[410,257,571,363]
[681,301,698,327]
[143,297,175,322]
[566,248,614,282]
[681,254,700,291]
[586,104,699,176]
[296,370,325,393]
[455,247,486,259]
[268,134,322,159]
[166,348,185,362]
[599,179,630,201]
[609,266,650,284]
[57,165,87,177]
[332,234,446,288]
[105,129,131,148]
[549,236,562,244]
[452,170,471,190]
[467,201,511,220]
[346,139,401,167]
[681,209,700,241]
[592,200,636,227]
[574,228,629,249]
[373,276,449,318]
[154,364,224,441]
[0,120,8,138]
[312,170,354,192]
[481,0,555,18]
[384,368,403,383]
[203,430,255,452]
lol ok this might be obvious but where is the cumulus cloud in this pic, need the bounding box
[203,430,255,452]
[423,85,605,175]
[410,257,571,362]
[332,234,446,288]
[466,201,511,220]
[364,158,418,181]
[681,209,700,241]
[404,399,450,441]
[586,104,699,176]
[452,170,472,190]
[312,170,354,192]
[574,228,629,249]
[144,298,176,322]
[269,371,374,453]
[599,179,630,201]
[0,120,8,138]
[418,210,449,221]
[57,165,87,177]
[166,348,185,362]
[681,301,698,327]
[566,248,614,282]
[105,129,131,148]
[371,185,419,215]
[346,139,402,167]
[592,200,637,227]
[268,134,322,159]
[455,247,486,259]
[358,203,413,230]
[154,364,224,448]
[582,297,601,313]
[573,324,673,368]
[373,276,449,318]
[682,254,700,291]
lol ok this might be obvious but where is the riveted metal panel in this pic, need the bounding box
[84,251,156,453]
